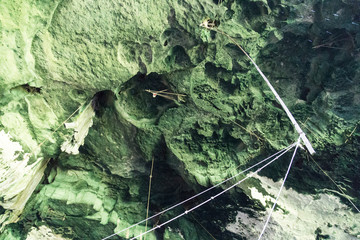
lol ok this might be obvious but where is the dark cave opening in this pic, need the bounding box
[165,45,192,68]
[117,72,179,120]
[0,205,5,215]
[300,86,311,101]
[91,90,116,117]
[204,62,240,94]
[10,84,42,94]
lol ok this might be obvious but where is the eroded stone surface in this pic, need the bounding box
[1,0,359,239]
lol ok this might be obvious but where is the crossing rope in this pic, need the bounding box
[128,142,298,240]
[257,137,301,239]
[101,142,297,240]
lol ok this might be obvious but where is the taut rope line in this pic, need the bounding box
[31,104,84,163]
[199,20,315,155]
[129,142,298,240]
[144,156,155,239]
[258,137,301,239]
[309,154,360,213]
[101,143,296,240]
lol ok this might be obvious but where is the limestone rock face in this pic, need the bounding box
[1,0,359,239]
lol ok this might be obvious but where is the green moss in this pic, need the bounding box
[1,0,360,238]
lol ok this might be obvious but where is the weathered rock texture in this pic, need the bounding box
[0,0,359,239]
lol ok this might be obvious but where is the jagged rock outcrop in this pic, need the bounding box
[1,0,359,239]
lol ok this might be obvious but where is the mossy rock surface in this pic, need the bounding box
[1,0,360,239]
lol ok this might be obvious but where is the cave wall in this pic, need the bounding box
[0,0,359,239]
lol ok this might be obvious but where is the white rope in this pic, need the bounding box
[101,143,296,240]
[206,25,315,155]
[257,137,301,240]
[253,63,315,155]
[128,143,297,240]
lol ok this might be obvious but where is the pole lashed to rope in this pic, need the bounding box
[102,20,320,239]
[199,20,315,155]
